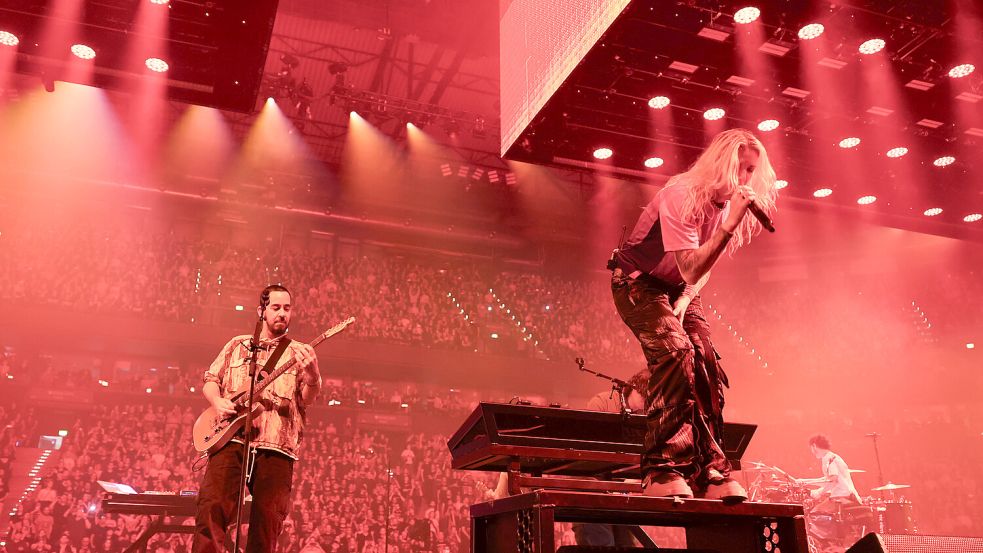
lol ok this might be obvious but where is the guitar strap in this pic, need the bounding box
[257,338,292,383]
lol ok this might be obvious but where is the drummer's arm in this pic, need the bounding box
[794,476,827,485]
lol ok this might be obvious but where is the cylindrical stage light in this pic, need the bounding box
[948,63,975,78]
[933,156,955,167]
[71,44,96,59]
[858,38,885,55]
[774,179,788,190]
[857,195,877,205]
[593,147,613,160]
[703,108,725,120]
[838,137,861,149]
[964,213,982,223]
[648,96,670,109]
[757,119,779,132]
[145,57,169,72]
[644,157,664,168]
[798,23,824,40]
[733,7,760,25]
[813,188,833,198]
[0,30,19,47]
[886,147,908,158]
[923,208,943,217]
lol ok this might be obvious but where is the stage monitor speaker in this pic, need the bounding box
[847,532,983,553]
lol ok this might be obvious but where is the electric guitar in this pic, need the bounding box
[192,317,355,454]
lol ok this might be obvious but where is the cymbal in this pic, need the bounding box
[872,483,911,491]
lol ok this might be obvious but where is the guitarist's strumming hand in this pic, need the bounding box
[296,343,320,385]
[211,396,237,418]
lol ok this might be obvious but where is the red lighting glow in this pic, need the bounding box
[798,23,824,40]
[886,147,908,158]
[858,38,885,55]
[838,137,861,149]
[948,64,975,79]
[964,213,982,223]
[648,96,670,109]
[0,30,19,47]
[933,156,955,167]
[923,208,943,217]
[757,119,779,132]
[857,195,877,205]
[774,179,788,190]
[593,148,613,160]
[733,7,761,24]
[703,108,725,121]
[813,188,833,198]
[71,44,96,60]
[145,57,169,72]
[644,157,664,168]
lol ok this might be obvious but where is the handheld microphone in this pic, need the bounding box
[748,199,775,233]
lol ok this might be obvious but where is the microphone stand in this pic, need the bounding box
[233,306,266,552]
[866,432,886,498]
[384,448,392,553]
[575,357,633,419]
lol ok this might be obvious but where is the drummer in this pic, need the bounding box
[795,434,863,511]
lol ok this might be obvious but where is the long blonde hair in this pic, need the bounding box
[667,128,778,253]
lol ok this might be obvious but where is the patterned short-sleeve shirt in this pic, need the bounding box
[203,335,320,459]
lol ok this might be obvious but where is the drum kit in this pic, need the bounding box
[744,462,916,553]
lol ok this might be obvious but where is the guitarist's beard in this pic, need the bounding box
[267,318,289,338]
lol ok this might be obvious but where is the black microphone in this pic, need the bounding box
[748,199,775,233]
[260,290,271,308]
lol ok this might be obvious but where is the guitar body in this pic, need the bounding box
[192,392,263,454]
[190,317,356,455]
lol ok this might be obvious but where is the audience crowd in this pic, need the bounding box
[1,217,979,377]
[0,392,980,552]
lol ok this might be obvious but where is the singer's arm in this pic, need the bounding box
[673,228,732,285]
[673,186,754,285]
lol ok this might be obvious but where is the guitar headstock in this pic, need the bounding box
[313,316,356,344]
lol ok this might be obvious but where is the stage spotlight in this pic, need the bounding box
[644,157,664,168]
[0,30,19,47]
[733,7,760,25]
[648,96,670,109]
[798,23,824,40]
[923,207,943,217]
[149,0,169,4]
[703,107,725,120]
[947,63,975,79]
[813,188,832,198]
[964,213,982,223]
[838,137,861,149]
[886,147,908,158]
[858,38,885,55]
[145,57,169,72]
[933,156,955,167]
[857,195,877,205]
[71,44,96,60]
[774,179,788,190]
[593,148,613,160]
[757,119,779,132]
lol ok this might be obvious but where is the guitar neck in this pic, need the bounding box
[243,317,353,404]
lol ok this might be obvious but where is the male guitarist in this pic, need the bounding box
[193,284,321,553]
